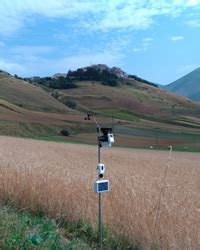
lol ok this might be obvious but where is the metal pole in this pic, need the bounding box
[85,115,104,249]
[98,132,103,250]
[99,192,102,250]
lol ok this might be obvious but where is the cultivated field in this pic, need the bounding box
[1,136,200,249]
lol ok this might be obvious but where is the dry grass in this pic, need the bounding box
[1,136,200,249]
[0,74,68,112]
[61,81,200,118]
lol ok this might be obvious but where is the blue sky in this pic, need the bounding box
[0,0,200,85]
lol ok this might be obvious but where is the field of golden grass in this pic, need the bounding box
[1,136,200,249]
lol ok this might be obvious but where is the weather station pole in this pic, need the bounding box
[85,113,114,250]
[94,117,103,250]
[97,130,103,250]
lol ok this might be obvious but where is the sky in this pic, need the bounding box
[0,0,200,85]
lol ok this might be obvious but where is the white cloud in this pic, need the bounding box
[0,47,124,76]
[142,37,153,47]
[0,0,100,35]
[133,48,144,53]
[132,37,153,53]
[0,0,200,35]
[186,19,200,27]
[186,0,200,7]
[142,38,153,42]
[170,36,184,41]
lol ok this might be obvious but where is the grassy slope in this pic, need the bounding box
[0,73,84,138]
[57,80,200,126]
[0,72,69,113]
[53,80,200,149]
[1,73,200,148]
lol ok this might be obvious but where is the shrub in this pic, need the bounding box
[62,99,77,109]
[101,79,118,87]
[60,130,70,136]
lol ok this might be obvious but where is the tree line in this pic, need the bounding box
[67,67,119,86]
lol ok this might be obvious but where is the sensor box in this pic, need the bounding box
[99,128,114,148]
[97,163,105,175]
[94,180,109,193]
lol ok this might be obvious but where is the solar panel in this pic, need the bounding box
[94,180,109,193]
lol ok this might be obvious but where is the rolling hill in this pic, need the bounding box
[45,65,200,124]
[41,71,200,148]
[0,71,83,138]
[0,71,69,113]
[162,67,200,102]
[1,67,200,149]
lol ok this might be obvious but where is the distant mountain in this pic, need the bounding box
[163,68,200,102]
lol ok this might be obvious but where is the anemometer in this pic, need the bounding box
[84,113,115,250]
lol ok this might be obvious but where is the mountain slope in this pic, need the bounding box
[56,80,200,149]
[163,68,200,101]
[0,72,69,113]
[55,79,200,122]
[0,71,80,138]
[1,70,200,148]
